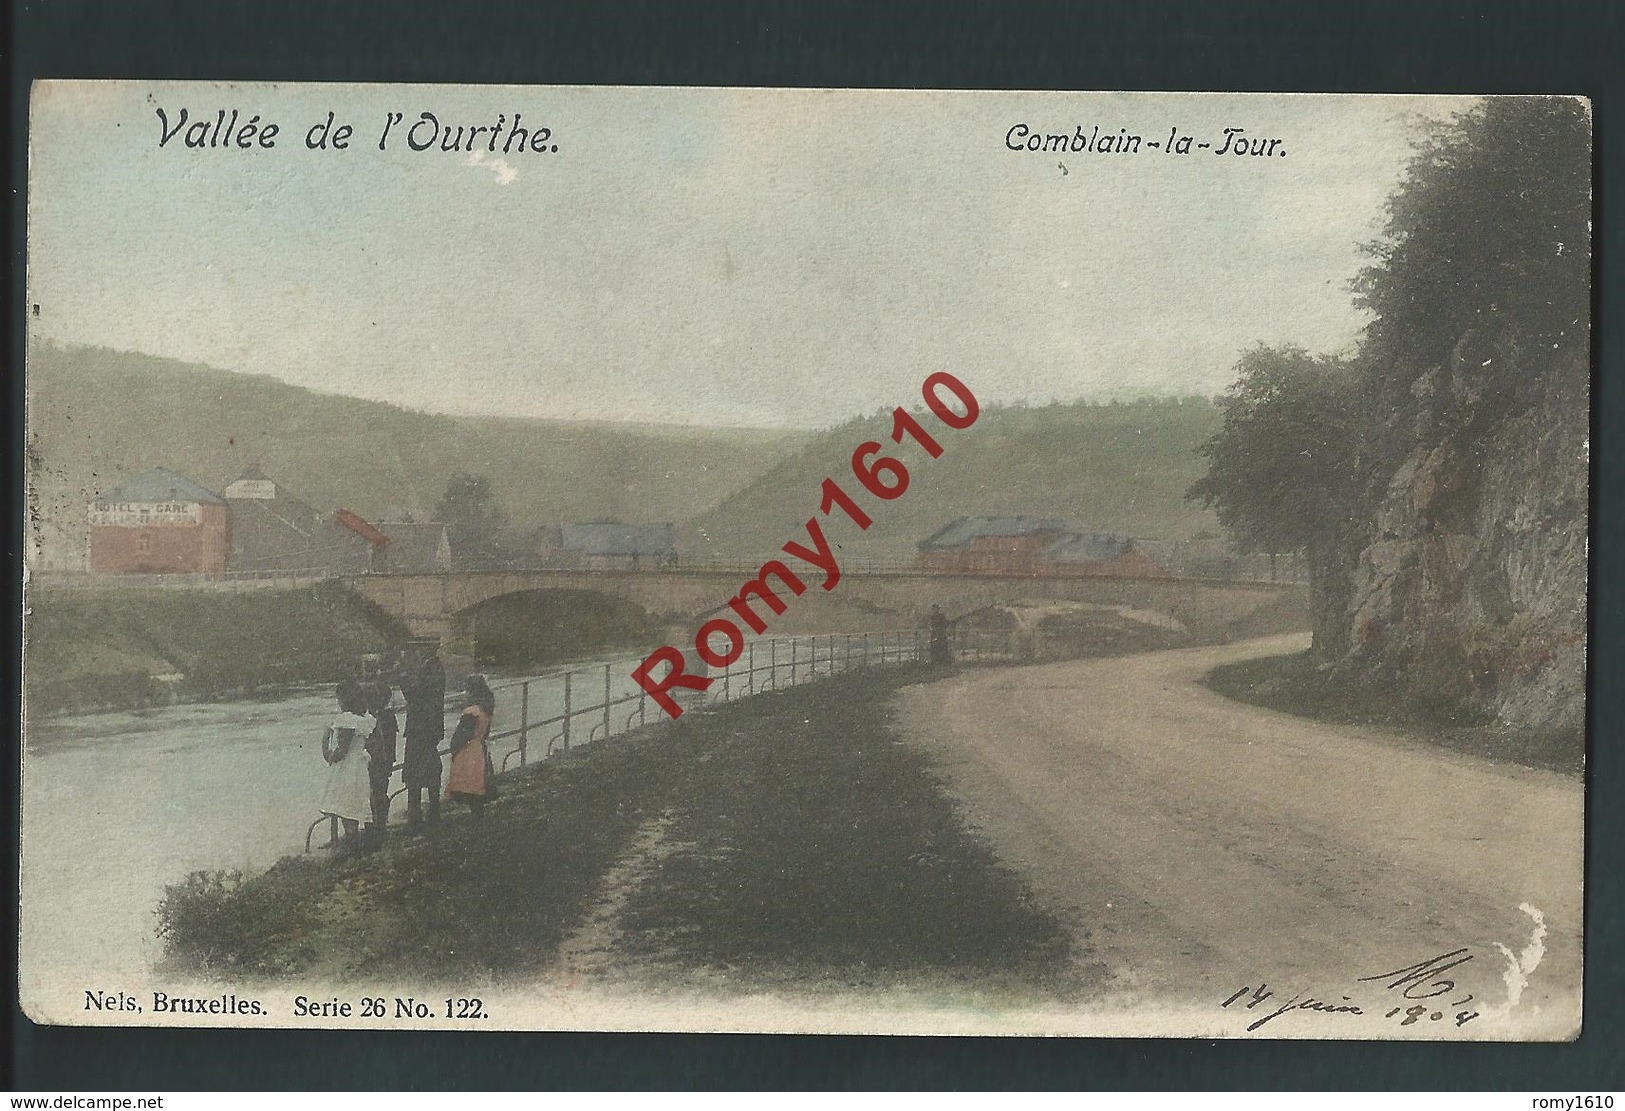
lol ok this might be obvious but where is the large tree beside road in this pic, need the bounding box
[1186,345,1362,639]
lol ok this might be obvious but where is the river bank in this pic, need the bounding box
[22,579,671,718]
[23,581,410,717]
[156,667,1081,1000]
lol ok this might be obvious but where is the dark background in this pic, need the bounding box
[8,0,1623,1091]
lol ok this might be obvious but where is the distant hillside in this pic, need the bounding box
[25,344,812,567]
[682,397,1224,560]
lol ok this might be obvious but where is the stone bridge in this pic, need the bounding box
[345,565,1301,641]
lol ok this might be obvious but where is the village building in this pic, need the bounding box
[915,516,1075,574]
[916,516,1169,577]
[88,467,230,575]
[375,521,455,573]
[1041,531,1172,578]
[224,468,384,574]
[544,522,678,570]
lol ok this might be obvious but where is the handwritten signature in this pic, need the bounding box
[1222,948,1482,1033]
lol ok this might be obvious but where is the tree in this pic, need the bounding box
[1354,97,1591,432]
[433,472,508,568]
[1188,346,1365,651]
[1189,346,1361,553]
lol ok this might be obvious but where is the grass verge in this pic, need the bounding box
[158,667,1077,996]
[158,746,647,981]
[613,673,1075,993]
[1203,650,1582,775]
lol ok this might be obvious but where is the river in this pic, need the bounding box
[18,633,915,997]
[18,651,651,995]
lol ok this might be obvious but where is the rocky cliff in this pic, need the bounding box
[1335,356,1588,737]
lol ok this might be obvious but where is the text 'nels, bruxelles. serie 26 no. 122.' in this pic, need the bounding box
[632,373,980,718]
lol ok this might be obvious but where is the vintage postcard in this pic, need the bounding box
[19,84,1589,1039]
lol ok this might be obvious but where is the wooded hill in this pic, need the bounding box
[681,397,1224,560]
[27,343,1225,568]
[25,343,811,563]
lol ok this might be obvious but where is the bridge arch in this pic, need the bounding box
[451,586,669,667]
[347,569,736,640]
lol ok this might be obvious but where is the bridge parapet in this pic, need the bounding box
[343,567,1304,642]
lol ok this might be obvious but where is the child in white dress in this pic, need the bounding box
[318,679,374,849]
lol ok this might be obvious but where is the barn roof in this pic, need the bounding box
[560,522,677,556]
[917,516,1075,551]
[95,467,225,506]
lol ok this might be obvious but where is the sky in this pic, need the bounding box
[27,84,1473,428]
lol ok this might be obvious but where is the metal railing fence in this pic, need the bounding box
[306,629,926,850]
[489,629,926,773]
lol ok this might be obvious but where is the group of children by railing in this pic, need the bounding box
[311,640,497,853]
[309,623,967,853]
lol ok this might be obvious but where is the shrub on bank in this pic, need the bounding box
[1202,650,1580,774]
[26,670,166,717]
[156,861,327,977]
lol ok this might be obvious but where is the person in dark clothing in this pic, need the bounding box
[398,640,446,829]
[445,674,497,819]
[929,604,953,666]
[364,681,399,836]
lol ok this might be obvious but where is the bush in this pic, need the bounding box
[156,862,325,976]
[26,670,165,717]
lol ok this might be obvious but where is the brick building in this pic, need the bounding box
[916,517,1074,574]
[1042,531,1171,578]
[88,468,229,575]
[916,516,1169,577]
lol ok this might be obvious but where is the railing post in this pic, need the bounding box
[603,665,612,740]
[863,632,870,668]
[562,671,572,750]
[520,681,530,768]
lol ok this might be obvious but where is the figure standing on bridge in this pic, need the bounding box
[929,604,953,666]
[399,638,446,830]
[445,674,497,818]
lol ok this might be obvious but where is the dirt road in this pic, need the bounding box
[896,634,1583,1039]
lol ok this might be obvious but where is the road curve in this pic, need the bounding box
[896,634,1582,1039]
